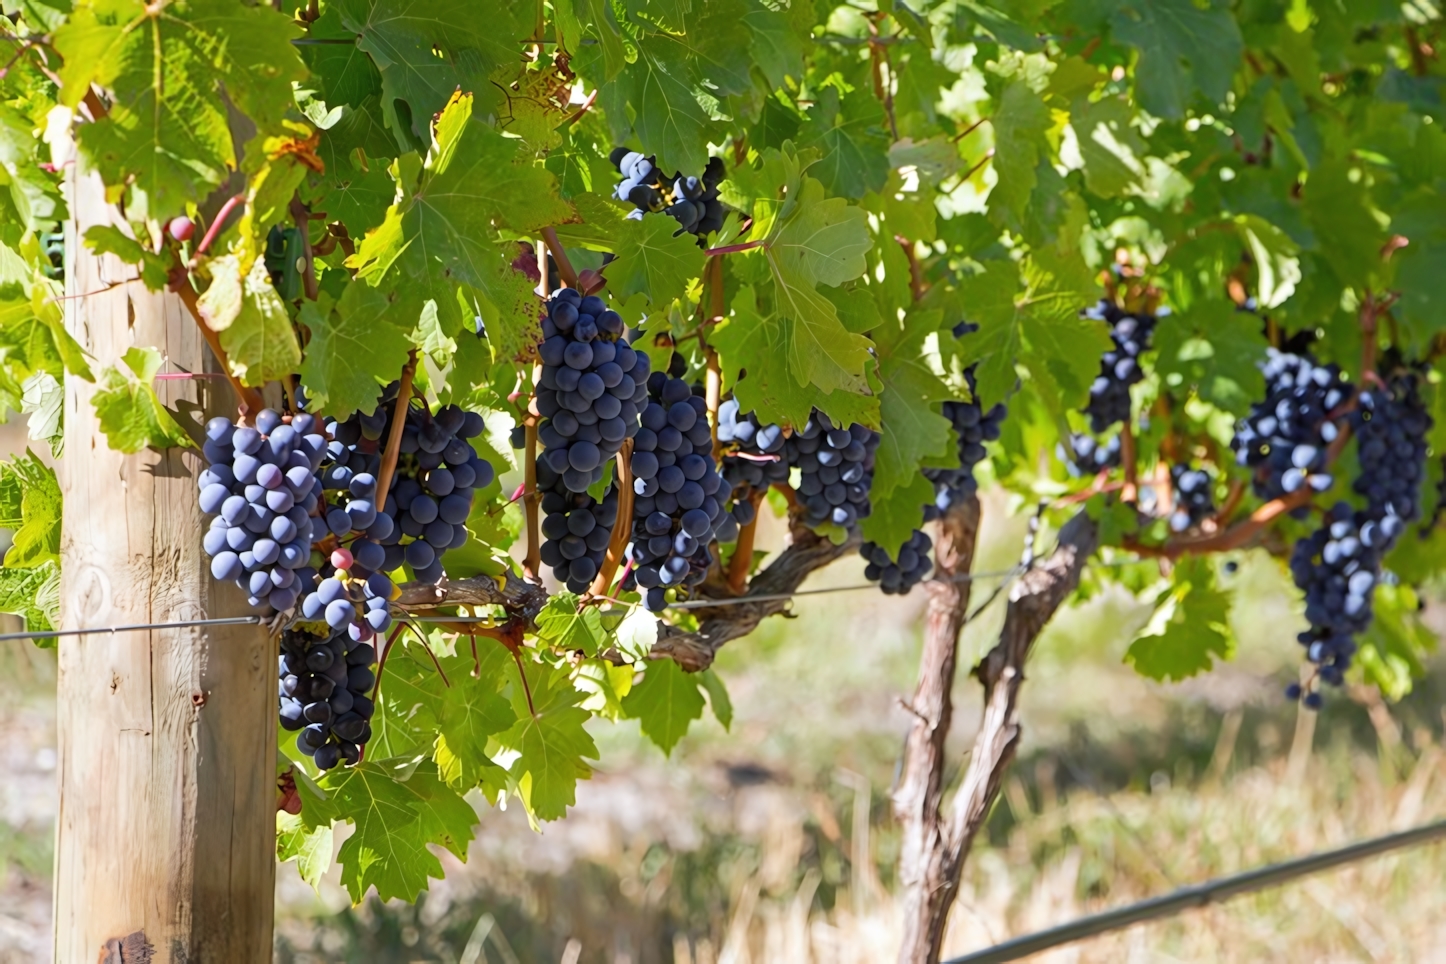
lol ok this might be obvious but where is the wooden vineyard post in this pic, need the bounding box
[52,162,277,959]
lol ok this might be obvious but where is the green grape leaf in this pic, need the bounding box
[276,812,334,891]
[1357,583,1435,701]
[698,668,732,730]
[56,0,306,209]
[745,1,808,90]
[1302,157,1385,292]
[1393,188,1446,347]
[799,85,890,199]
[956,254,1108,408]
[711,285,880,430]
[335,0,523,143]
[559,195,707,309]
[628,37,715,175]
[762,176,876,396]
[299,282,415,418]
[534,592,610,656]
[860,471,935,558]
[578,0,627,81]
[196,256,303,387]
[1070,96,1146,198]
[21,372,63,458]
[0,560,59,635]
[1125,558,1236,682]
[1153,298,1267,416]
[623,657,706,756]
[301,4,383,109]
[82,226,169,291]
[1109,0,1243,121]
[497,661,598,821]
[326,758,476,903]
[91,347,195,454]
[988,80,1050,220]
[870,311,954,502]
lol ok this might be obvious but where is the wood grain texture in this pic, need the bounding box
[53,163,276,962]
[892,496,981,964]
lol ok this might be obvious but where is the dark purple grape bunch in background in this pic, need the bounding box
[715,398,791,543]
[278,625,376,770]
[622,362,731,612]
[1065,300,1159,474]
[611,148,727,240]
[1168,465,1215,532]
[1231,349,1349,503]
[199,408,326,615]
[927,321,1006,517]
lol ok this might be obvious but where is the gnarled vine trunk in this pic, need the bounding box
[52,153,276,961]
[895,509,1098,964]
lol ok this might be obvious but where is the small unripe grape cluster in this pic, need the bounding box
[279,625,376,770]
[198,409,326,614]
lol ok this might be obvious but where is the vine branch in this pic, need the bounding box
[375,351,417,504]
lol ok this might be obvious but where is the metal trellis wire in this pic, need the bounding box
[943,819,1446,964]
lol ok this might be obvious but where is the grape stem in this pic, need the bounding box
[540,226,578,289]
[1120,421,1138,503]
[190,192,246,264]
[587,439,636,599]
[702,239,765,256]
[950,114,990,143]
[167,254,267,422]
[374,350,418,507]
[359,623,407,763]
[402,621,451,687]
[726,490,765,594]
[289,196,319,301]
[895,234,928,301]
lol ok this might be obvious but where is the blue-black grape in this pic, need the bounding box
[793,412,880,530]
[279,624,376,769]
[1231,349,1350,502]
[534,289,645,590]
[198,409,326,615]
[1281,367,1427,705]
[860,529,933,595]
[1168,465,1215,532]
[926,323,1007,516]
[1065,301,1159,473]
[611,149,727,241]
[715,398,791,542]
[621,371,731,611]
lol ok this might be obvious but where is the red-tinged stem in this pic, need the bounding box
[588,440,635,598]
[192,193,246,262]
[513,650,537,717]
[703,239,766,256]
[541,226,578,289]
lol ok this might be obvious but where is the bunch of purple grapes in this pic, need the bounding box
[534,289,647,592]
[198,409,325,614]
[279,624,375,770]
[1286,368,1431,706]
[1065,301,1159,474]
[610,149,726,238]
[715,398,790,543]
[794,413,879,530]
[622,367,731,611]
[1168,465,1215,532]
[1230,349,1348,502]
[861,529,933,595]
